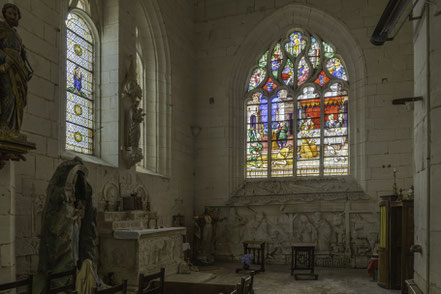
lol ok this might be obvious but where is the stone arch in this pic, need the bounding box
[228,4,367,193]
[136,0,172,175]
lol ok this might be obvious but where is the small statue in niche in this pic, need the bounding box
[0,3,33,133]
[122,56,145,168]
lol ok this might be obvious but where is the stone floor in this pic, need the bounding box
[169,262,401,294]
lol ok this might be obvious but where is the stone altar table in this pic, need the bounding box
[98,211,186,286]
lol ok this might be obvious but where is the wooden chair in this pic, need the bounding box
[236,271,255,294]
[137,268,165,294]
[0,275,33,294]
[91,280,127,294]
[45,267,77,294]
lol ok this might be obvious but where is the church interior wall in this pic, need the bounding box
[0,0,196,280]
[412,1,441,292]
[192,0,414,267]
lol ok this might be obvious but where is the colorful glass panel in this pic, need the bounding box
[247,93,269,178]
[323,83,349,175]
[65,12,94,154]
[298,86,319,100]
[282,59,294,86]
[323,41,335,58]
[285,32,306,58]
[314,70,330,86]
[297,57,310,86]
[258,51,268,68]
[245,30,349,178]
[326,57,348,80]
[263,77,277,93]
[270,92,294,177]
[248,68,266,91]
[308,36,320,69]
[271,43,283,78]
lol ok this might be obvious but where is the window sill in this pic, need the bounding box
[135,165,169,179]
[233,174,366,200]
[61,150,117,168]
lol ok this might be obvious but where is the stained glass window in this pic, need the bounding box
[65,12,95,154]
[245,30,349,178]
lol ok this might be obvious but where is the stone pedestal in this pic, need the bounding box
[0,161,16,282]
[97,211,186,285]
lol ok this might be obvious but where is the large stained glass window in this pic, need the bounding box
[65,12,95,154]
[245,30,349,178]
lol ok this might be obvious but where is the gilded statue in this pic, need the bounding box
[0,3,33,134]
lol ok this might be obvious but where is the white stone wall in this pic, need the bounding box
[0,0,196,280]
[412,1,441,293]
[192,0,414,265]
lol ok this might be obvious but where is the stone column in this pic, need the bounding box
[0,161,16,282]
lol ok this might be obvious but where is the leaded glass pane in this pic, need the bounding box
[247,93,269,178]
[282,59,294,86]
[66,13,92,42]
[326,57,348,80]
[323,84,349,175]
[308,36,320,69]
[66,122,93,154]
[270,92,294,177]
[297,57,310,86]
[285,32,306,58]
[314,70,330,86]
[263,77,277,93]
[65,12,94,155]
[248,68,266,91]
[323,42,335,58]
[258,51,268,68]
[271,43,283,78]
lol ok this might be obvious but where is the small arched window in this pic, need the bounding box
[65,10,95,154]
[245,30,349,178]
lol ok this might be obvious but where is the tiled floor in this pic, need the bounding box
[190,262,401,294]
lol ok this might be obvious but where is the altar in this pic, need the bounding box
[97,211,186,285]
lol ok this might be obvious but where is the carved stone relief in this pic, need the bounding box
[211,201,378,268]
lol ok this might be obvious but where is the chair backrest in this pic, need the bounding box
[91,280,127,294]
[46,267,77,294]
[137,268,165,294]
[237,271,255,294]
[0,275,33,294]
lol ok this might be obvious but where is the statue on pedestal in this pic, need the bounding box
[193,208,219,265]
[122,56,145,168]
[0,3,35,168]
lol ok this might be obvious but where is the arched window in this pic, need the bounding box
[245,30,349,178]
[65,10,95,154]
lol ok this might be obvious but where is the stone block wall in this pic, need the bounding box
[0,0,196,280]
[412,1,441,293]
[192,0,414,266]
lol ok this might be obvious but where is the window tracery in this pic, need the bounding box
[245,30,349,178]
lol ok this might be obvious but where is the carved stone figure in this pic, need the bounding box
[0,3,32,133]
[122,56,145,168]
[294,214,317,243]
[0,4,35,168]
[33,157,98,294]
[312,212,332,253]
[194,208,219,264]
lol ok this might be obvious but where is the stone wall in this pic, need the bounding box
[412,1,441,293]
[193,0,414,266]
[0,0,196,280]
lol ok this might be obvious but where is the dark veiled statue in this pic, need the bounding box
[33,157,98,294]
